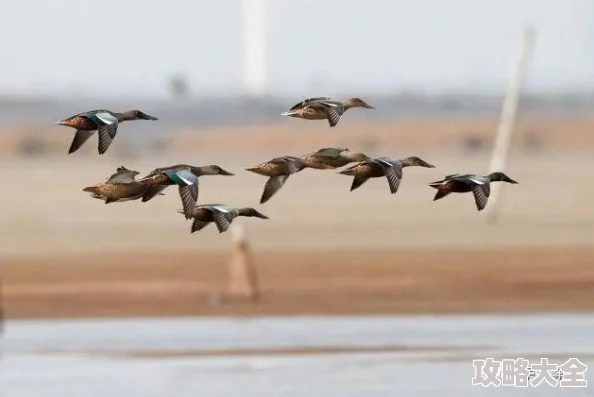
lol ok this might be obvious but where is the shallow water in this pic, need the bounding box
[1,313,593,396]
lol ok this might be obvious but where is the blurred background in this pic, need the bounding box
[1,0,594,396]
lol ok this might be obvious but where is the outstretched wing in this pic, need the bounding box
[87,111,119,154]
[68,130,94,154]
[142,185,169,202]
[311,147,345,158]
[170,169,199,219]
[211,211,232,233]
[472,184,491,211]
[106,166,139,183]
[384,164,404,194]
[261,175,290,204]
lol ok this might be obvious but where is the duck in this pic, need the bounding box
[245,156,307,204]
[301,147,371,169]
[339,156,435,194]
[56,109,158,155]
[137,166,200,219]
[140,164,234,203]
[281,97,374,127]
[180,204,269,234]
[82,166,160,204]
[429,172,518,211]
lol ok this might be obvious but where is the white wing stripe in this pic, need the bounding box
[469,178,484,185]
[95,112,118,125]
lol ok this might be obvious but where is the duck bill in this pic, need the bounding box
[422,161,436,168]
[507,178,519,184]
[219,169,235,176]
[254,211,269,219]
[141,113,158,121]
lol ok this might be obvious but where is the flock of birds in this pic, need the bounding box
[55,96,518,234]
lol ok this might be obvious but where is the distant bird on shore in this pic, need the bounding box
[55,109,158,155]
[246,156,307,204]
[140,164,234,203]
[181,204,269,234]
[429,172,518,211]
[301,147,371,169]
[138,165,201,219]
[83,166,158,204]
[339,156,435,194]
[281,97,374,127]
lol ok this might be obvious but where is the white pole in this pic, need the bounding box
[243,0,267,96]
[484,27,536,223]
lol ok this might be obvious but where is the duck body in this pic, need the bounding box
[340,156,435,194]
[83,166,155,204]
[56,109,158,155]
[281,97,374,127]
[301,147,371,169]
[429,172,518,211]
[246,156,307,203]
[181,204,269,233]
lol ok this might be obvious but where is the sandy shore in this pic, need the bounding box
[4,247,594,319]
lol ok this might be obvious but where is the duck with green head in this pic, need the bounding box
[281,97,374,127]
[140,164,234,203]
[429,172,518,211]
[56,109,158,155]
[245,156,307,204]
[180,204,269,234]
[339,156,435,194]
[301,147,371,169]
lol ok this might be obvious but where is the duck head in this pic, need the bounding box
[120,110,159,121]
[400,156,435,168]
[488,172,518,184]
[343,97,375,110]
[238,208,269,219]
[194,165,234,176]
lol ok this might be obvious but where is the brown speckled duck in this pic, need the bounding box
[82,166,159,204]
[339,156,435,194]
[180,204,269,234]
[245,156,307,204]
[56,109,158,155]
[281,97,374,127]
[301,147,371,169]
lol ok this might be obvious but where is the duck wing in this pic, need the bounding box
[261,175,290,204]
[311,147,345,158]
[168,169,199,219]
[289,97,332,110]
[87,112,119,154]
[383,163,404,194]
[106,166,139,183]
[142,185,170,202]
[472,183,491,211]
[68,130,95,154]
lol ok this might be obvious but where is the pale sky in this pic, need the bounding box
[0,0,592,98]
